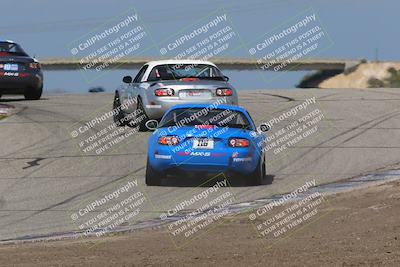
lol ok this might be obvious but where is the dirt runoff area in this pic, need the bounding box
[1,181,400,267]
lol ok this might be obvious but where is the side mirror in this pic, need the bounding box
[259,123,271,132]
[223,75,229,82]
[145,119,159,131]
[123,76,133,84]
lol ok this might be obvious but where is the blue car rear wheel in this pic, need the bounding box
[145,158,163,186]
[247,155,265,186]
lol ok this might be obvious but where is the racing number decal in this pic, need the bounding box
[193,138,214,149]
[198,139,209,147]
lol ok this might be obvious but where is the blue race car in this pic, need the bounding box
[145,103,271,186]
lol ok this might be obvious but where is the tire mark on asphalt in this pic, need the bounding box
[22,158,45,169]
[0,106,74,158]
[275,110,400,173]
[259,93,295,101]
[14,104,138,159]
[0,103,108,198]
[1,100,116,158]
[0,111,73,196]
[0,152,147,160]
[0,166,145,229]
[0,174,127,180]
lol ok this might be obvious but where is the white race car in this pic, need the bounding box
[113,59,238,130]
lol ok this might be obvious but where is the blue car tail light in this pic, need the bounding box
[228,138,249,147]
[158,136,179,145]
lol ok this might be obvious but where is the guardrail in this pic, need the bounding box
[40,57,364,71]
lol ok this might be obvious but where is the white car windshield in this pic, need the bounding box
[147,64,225,81]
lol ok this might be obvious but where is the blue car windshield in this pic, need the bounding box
[159,108,251,129]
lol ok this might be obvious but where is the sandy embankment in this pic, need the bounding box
[319,62,400,89]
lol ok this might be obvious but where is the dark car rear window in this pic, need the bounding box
[0,42,28,56]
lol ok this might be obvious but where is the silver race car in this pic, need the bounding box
[113,60,238,130]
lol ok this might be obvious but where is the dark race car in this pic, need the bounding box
[0,40,43,100]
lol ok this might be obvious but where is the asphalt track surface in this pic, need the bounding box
[0,88,399,241]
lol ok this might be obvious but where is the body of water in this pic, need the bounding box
[44,69,312,94]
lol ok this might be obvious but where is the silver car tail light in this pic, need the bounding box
[216,88,232,96]
[155,88,174,97]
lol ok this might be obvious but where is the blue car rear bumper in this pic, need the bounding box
[149,147,259,175]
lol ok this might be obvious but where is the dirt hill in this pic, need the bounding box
[319,62,400,89]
